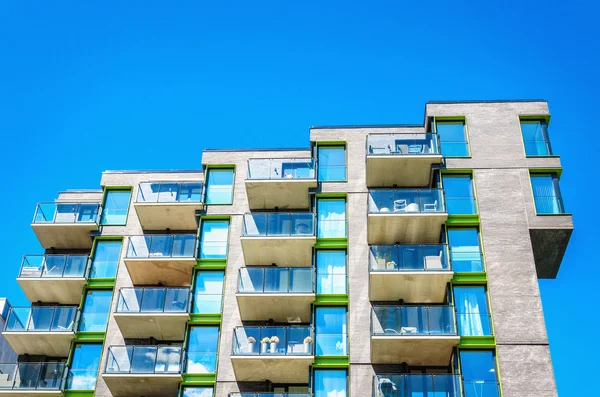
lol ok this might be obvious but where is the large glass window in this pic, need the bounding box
[530,173,565,214]
[193,271,224,314]
[199,220,229,259]
[314,369,347,397]
[316,251,347,294]
[436,120,469,157]
[67,343,102,390]
[90,240,121,279]
[182,387,214,397]
[460,350,500,397]
[79,290,112,332]
[186,326,219,374]
[317,198,346,238]
[315,307,347,356]
[454,286,492,336]
[318,146,346,182]
[205,168,234,204]
[442,174,476,214]
[100,190,131,225]
[447,228,484,272]
[521,119,552,156]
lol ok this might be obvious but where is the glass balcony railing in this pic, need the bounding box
[105,345,184,374]
[0,362,67,390]
[232,326,314,356]
[116,287,191,313]
[369,245,450,271]
[367,133,440,156]
[373,374,461,397]
[238,267,315,293]
[5,306,78,332]
[136,182,203,203]
[463,380,500,397]
[243,213,315,237]
[247,158,316,180]
[231,394,311,397]
[32,202,100,224]
[368,189,445,213]
[371,306,456,336]
[125,235,197,259]
[19,254,89,278]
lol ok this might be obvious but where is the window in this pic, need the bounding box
[193,271,224,314]
[79,290,112,332]
[313,369,347,397]
[205,168,234,204]
[531,173,565,214]
[316,251,347,294]
[90,240,121,279]
[317,198,346,238]
[100,190,131,225]
[199,220,229,259]
[186,326,219,374]
[436,120,469,157]
[454,286,492,336]
[315,307,347,356]
[459,350,500,397]
[182,387,214,397]
[442,174,476,214]
[67,343,102,390]
[447,228,484,272]
[318,146,346,182]
[521,119,552,156]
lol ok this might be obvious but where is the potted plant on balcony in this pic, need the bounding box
[247,336,256,353]
[269,336,280,353]
[260,337,270,354]
[375,252,386,269]
[303,336,313,353]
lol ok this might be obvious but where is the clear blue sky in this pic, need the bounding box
[0,1,598,394]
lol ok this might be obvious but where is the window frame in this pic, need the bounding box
[529,171,566,215]
[185,326,220,374]
[78,289,113,333]
[452,285,493,337]
[445,226,485,273]
[198,218,230,260]
[192,270,225,315]
[312,368,348,397]
[89,238,123,279]
[441,173,478,215]
[313,306,348,357]
[100,188,132,225]
[315,250,348,295]
[433,117,471,158]
[519,116,554,157]
[66,343,103,391]
[205,167,235,205]
[317,144,347,182]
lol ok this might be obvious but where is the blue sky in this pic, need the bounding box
[0,1,598,394]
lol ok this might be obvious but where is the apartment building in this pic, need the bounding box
[0,100,572,397]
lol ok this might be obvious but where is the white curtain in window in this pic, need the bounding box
[457,290,484,336]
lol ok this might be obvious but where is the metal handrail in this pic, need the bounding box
[125,234,198,259]
[136,181,204,203]
[247,158,316,180]
[19,254,90,278]
[367,133,441,155]
[116,287,192,313]
[371,305,457,336]
[232,326,315,356]
[242,212,316,236]
[369,244,451,271]
[32,202,100,224]
[368,188,446,213]
[237,267,316,294]
[0,362,68,390]
[104,345,185,374]
[4,306,79,332]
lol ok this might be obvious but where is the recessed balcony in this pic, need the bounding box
[241,213,316,267]
[31,203,100,249]
[0,362,67,396]
[373,374,461,397]
[17,255,89,305]
[371,305,459,366]
[3,306,78,357]
[245,158,317,210]
[113,287,191,340]
[123,234,197,286]
[366,133,442,188]
[237,267,315,322]
[369,245,452,303]
[134,181,204,230]
[231,326,314,383]
[367,189,447,244]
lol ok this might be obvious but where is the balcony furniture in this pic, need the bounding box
[408,145,423,154]
[396,144,408,153]
[424,252,444,270]
[405,203,419,212]
[384,328,398,334]
[400,327,417,334]
[369,145,387,154]
[393,200,407,212]
[423,201,438,212]
[386,261,396,270]
[380,207,391,213]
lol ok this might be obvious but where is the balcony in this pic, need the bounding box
[0,362,67,396]
[369,245,452,303]
[231,326,314,383]
[123,235,197,286]
[241,213,316,266]
[371,306,459,366]
[134,182,203,230]
[366,133,442,188]
[113,287,191,340]
[3,306,78,356]
[367,189,447,244]
[373,374,461,397]
[17,255,89,305]
[103,345,184,397]
[31,203,100,249]
[245,158,317,210]
[237,267,315,322]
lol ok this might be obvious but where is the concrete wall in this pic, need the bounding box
[0,299,17,364]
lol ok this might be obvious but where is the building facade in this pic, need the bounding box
[0,100,572,397]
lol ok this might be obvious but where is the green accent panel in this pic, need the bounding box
[86,279,115,288]
[520,114,551,126]
[529,168,563,178]
[446,214,480,226]
[64,391,95,397]
[459,335,496,348]
[195,260,227,270]
[199,215,232,221]
[189,314,222,324]
[74,332,105,342]
[313,356,349,367]
[315,239,348,249]
[315,295,349,305]
[452,272,487,284]
[205,164,236,170]
[315,193,348,198]
[102,185,133,190]
[440,169,474,175]
[182,373,217,384]
[315,141,346,146]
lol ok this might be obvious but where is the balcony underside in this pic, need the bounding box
[113,312,189,340]
[17,278,86,305]
[529,226,573,279]
[367,213,447,245]
[0,391,63,397]
[366,155,443,188]
[231,355,313,383]
[123,257,196,286]
[102,373,182,397]
[3,332,74,357]
[134,202,203,230]
[31,223,97,249]
[371,336,460,366]
[236,293,315,322]
[369,271,453,303]
[245,180,317,210]
[241,237,315,266]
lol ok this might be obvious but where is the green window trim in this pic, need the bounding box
[100,188,132,225]
[433,116,472,158]
[204,167,235,205]
[317,144,347,182]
